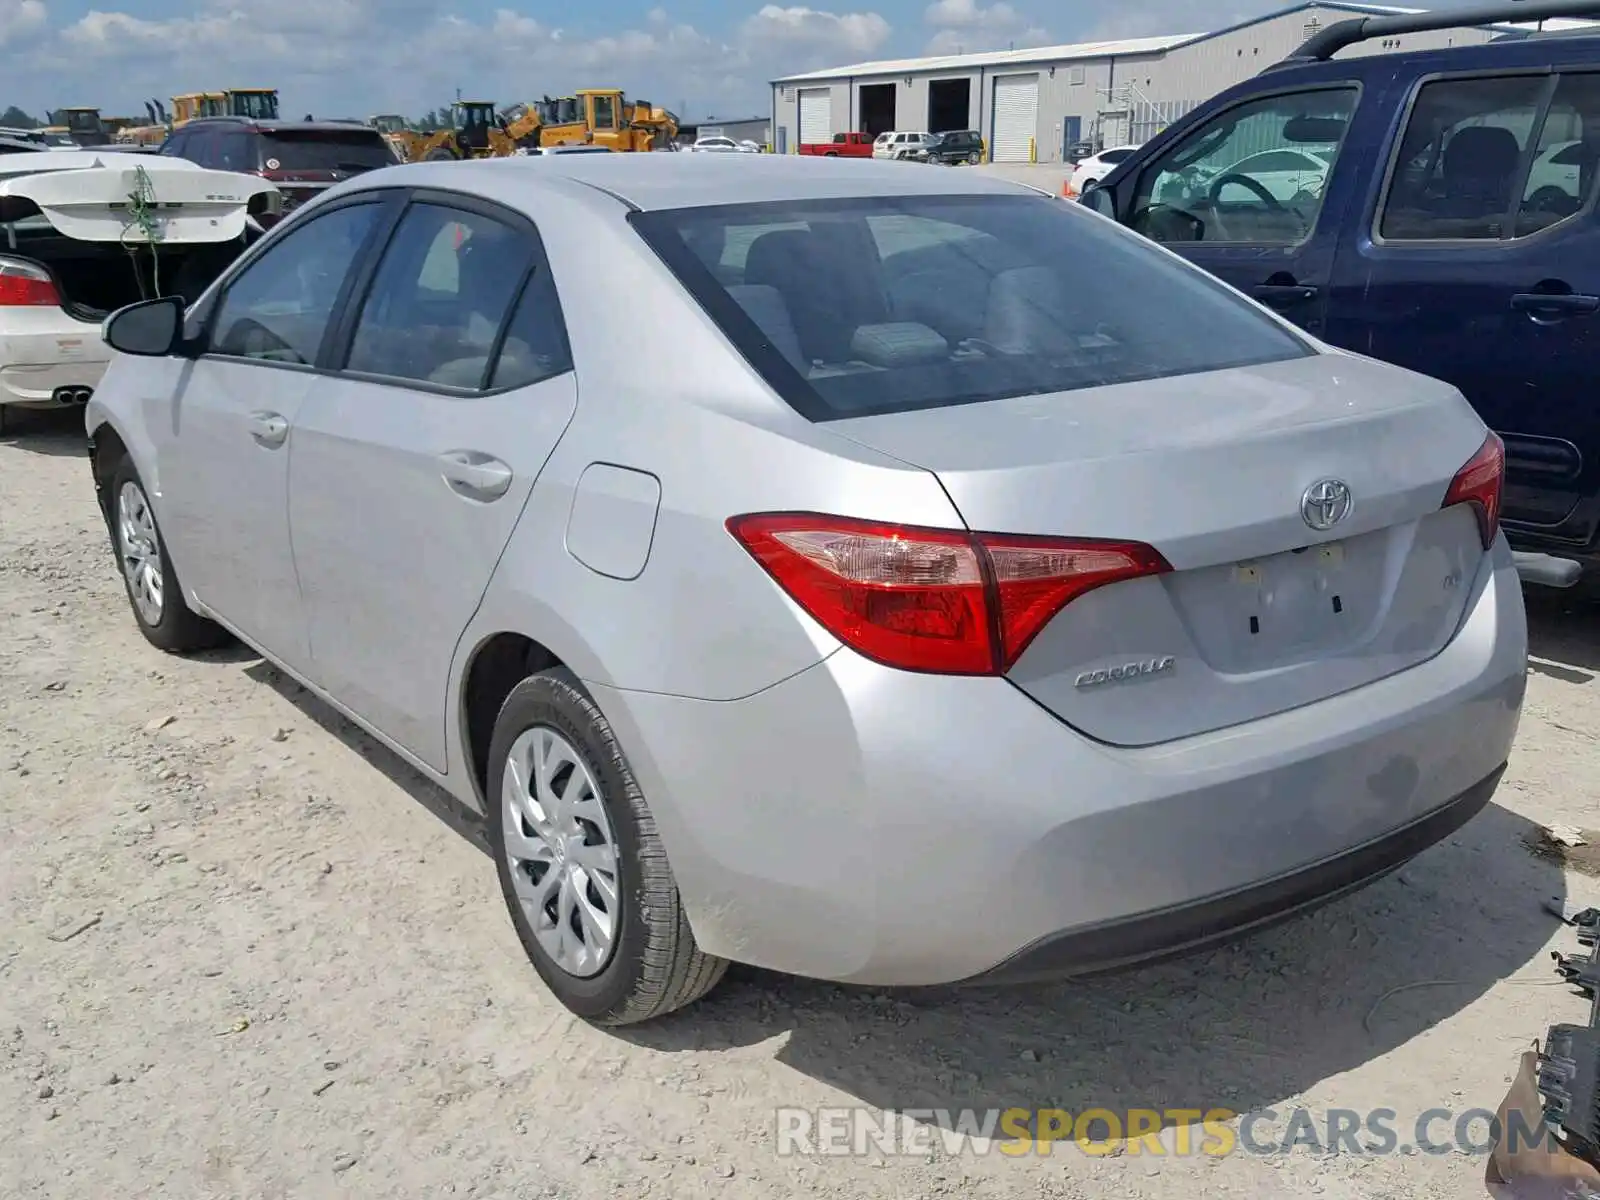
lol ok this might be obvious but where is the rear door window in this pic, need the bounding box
[343,202,535,389]
[258,129,395,174]
[1129,87,1358,246]
[631,193,1312,421]
[1377,72,1600,241]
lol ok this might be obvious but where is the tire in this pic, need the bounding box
[0,403,9,436]
[424,147,456,161]
[487,670,727,1025]
[106,455,230,653]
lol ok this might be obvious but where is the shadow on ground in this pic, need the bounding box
[242,659,491,856]
[229,592,1576,1137]
[1526,588,1600,683]
[0,407,89,457]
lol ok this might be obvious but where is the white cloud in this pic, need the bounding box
[0,0,46,45]
[23,2,888,117]
[742,5,890,56]
[921,0,1046,55]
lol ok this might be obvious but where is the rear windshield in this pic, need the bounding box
[630,194,1312,421]
[259,130,395,172]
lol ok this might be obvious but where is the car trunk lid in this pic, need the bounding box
[827,352,1494,746]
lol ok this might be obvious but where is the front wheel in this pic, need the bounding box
[107,456,229,652]
[487,670,727,1025]
[424,147,456,161]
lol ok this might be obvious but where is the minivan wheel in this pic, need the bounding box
[487,670,728,1025]
[107,456,230,653]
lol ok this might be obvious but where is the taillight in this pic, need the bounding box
[0,257,59,307]
[725,512,1171,675]
[1442,431,1505,550]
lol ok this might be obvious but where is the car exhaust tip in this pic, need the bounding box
[51,386,92,406]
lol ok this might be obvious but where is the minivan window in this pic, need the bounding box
[1129,86,1357,247]
[632,194,1312,422]
[258,129,395,173]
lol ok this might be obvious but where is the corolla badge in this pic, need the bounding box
[1301,478,1352,531]
[1074,656,1176,689]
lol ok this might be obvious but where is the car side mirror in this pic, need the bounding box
[103,295,186,357]
[1080,183,1116,218]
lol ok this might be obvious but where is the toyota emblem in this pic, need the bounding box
[1300,479,1352,531]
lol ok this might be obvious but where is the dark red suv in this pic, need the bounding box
[157,118,400,218]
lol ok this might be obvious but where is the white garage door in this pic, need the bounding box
[991,73,1040,163]
[798,88,833,147]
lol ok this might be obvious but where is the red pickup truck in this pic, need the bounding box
[798,131,875,157]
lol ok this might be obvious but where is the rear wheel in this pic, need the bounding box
[487,670,727,1025]
[107,456,229,653]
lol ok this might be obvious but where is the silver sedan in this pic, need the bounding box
[86,154,1527,1024]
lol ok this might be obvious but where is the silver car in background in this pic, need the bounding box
[85,155,1527,1025]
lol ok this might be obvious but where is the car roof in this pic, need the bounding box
[1261,25,1600,83]
[187,118,383,135]
[398,152,1034,211]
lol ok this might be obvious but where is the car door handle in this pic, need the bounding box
[1251,283,1319,304]
[438,450,513,500]
[1510,292,1600,320]
[247,411,289,447]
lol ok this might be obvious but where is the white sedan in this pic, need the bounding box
[1064,144,1142,197]
[687,136,752,154]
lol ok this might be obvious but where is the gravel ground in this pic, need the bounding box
[3,406,1599,1200]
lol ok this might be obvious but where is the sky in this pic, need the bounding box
[0,0,1474,123]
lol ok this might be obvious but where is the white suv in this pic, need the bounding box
[872,131,939,161]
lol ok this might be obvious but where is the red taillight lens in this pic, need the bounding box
[726,512,1171,675]
[1442,432,1505,550]
[0,257,59,307]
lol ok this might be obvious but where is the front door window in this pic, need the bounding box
[1129,87,1359,246]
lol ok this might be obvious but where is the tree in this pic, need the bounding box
[0,106,40,129]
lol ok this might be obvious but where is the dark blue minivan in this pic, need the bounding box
[1083,0,1600,590]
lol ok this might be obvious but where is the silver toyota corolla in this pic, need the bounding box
[85,154,1527,1025]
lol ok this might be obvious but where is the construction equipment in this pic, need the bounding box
[368,113,416,162]
[116,89,281,147]
[409,91,680,161]
[536,89,679,151]
[407,101,524,161]
[46,107,110,147]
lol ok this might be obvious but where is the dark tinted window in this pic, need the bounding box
[1517,73,1600,235]
[186,127,220,167]
[345,203,534,388]
[633,194,1312,422]
[158,131,188,157]
[259,129,395,173]
[212,203,381,365]
[490,264,573,389]
[215,129,256,172]
[1100,147,1133,164]
[1380,75,1546,240]
[941,131,981,148]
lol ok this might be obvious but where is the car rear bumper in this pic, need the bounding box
[588,536,1527,986]
[1,325,109,406]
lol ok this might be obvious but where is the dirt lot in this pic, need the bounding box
[4,407,1599,1200]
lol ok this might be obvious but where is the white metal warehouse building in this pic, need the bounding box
[770,1,1596,162]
